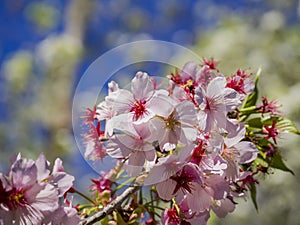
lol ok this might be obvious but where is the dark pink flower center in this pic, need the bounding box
[171,165,201,195]
[130,100,147,121]
[0,187,28,210]
[167,209,181,223]
[226,76,246,94]
[263,121,279,144]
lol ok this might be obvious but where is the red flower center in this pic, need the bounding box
[167,209,181,223]
[0,187,28,209]
[226,76,246,94]
[130,100,147,121]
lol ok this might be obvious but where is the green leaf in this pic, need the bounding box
[113,212,127,225]
[239,106,259,115]
[268,150,295,175]
[249,182,258,212]
[246,117,263,128]
[101,216,109,225]
[242,68,261,109]
[276,117,300,135]
[254,157,268,167]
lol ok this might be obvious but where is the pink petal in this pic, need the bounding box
[207,77,226,98]
[212,198,235,218]
[11,157,37,188]
[147,94,174,118]
[187,184,212,212]
[131,71,154,100]
[234,141,258,164]
[224,119,246,147]
[156,179,177,200]
[35,153,51,181]
[128,151,145,167]
[180,61,198,81]
[51,172,75,197]
[144,149,156,162]
[107,89,133,114]
[53,158,65,173]
[28,183,59,212]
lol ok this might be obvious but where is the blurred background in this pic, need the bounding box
[0,0,299,224]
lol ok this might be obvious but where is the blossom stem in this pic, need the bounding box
[112,177,136,194]
[79,184,141,225]
[72,188,96,205]
[172,198,180,214]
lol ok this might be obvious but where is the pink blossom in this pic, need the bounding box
[83,121,106,161]
[0,154,76,225]
[144,145,194,188]
[211,197,235,218]
[90,171,112,194]
[106,121,157,176]
[41,206,80,225]
[226,69,254,100]
[106,71,174,123]
[222,120,259,181]
[0,154,59,225]
[262,120,279,144]
[161,208,181,225]
[201,57,219,71]
[196,77,240,132]
[150,101,198,147]
[35,153,75,197]
[185,174,230,213]
[258,97,281,115]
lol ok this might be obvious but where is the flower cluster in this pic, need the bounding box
[81,58,299,225]
[0,153,79,225]
[2,58,296,225]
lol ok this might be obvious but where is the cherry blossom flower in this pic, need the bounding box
[161,208,181,225]
[258,97,281,115]
[41,206,80,225]
[195,76,240,132]
[106,71,173,123]
[226,69,254,100]
[201,57,219,71]
[144,145,194,189]
[262,120,279,144]
[0,154,77,225]
[35,153,75,197]
[0,154,59,225]
[222,120,259,181]
[185,174,230,213]
[150,101,198,147]
[106,120,157,176]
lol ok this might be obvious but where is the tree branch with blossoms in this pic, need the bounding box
[0,57,299,225]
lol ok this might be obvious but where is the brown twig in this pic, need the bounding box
[78,185,141,225]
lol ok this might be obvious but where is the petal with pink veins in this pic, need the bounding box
[234,141,258,164]
[131,71,154,101]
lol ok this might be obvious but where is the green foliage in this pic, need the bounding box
[242,69,261,109]
[249,182,258,212]
[267,150,295,175]
[276,117,300,135]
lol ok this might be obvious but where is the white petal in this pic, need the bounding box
[147,94,174,118]
[107,89,133,114]
[180,61,198,81]
[128,151,145,167]
[234,141,259,164]
[207,77,226,98]
[131,71,154,100]
[187,184,212,212]
[224,119,246,147]
[156,179,176,200]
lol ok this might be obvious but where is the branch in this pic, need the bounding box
[79,185,141,225]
